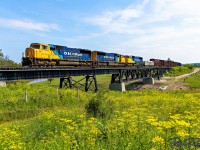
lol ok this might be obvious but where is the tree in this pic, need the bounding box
[0,49,21,67]
[0,49,3,58]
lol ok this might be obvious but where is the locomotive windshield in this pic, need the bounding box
[30,44,40,49]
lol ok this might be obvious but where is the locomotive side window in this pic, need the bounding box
[50,47,55,50]
[30,44,40,49]
[42,45,48,50]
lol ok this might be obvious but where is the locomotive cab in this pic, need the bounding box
[24,43,50,59]
[22,43,60,66]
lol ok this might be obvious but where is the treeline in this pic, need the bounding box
[0,49,21,67]
[191,63,200,67]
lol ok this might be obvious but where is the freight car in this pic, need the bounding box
[22,43,137,67]
[150,58,182,67]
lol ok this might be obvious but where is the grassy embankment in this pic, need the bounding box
[165,65,194,77]
[0,67,200,149]
[185,70,200,89]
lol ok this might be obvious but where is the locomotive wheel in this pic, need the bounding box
[79,62,83,67]
[44,61,49,67]
[86,62,90,67]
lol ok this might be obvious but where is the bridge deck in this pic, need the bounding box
[0,67,171,81]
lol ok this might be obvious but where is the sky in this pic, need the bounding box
[0,0,200,63]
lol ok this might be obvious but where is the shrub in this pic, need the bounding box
[85,91,113,118]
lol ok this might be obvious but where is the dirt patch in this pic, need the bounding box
[128,68,200,91]
[135,78,189,91]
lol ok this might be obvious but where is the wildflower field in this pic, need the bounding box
[0,73,200,149]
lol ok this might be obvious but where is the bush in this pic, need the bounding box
[85,91,114,118]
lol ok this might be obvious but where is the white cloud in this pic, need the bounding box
[81,0,200,63]
[151,0,200,22]
[85,1,148,34]
[85,0,200,33]
[182,17,200,25]
[0,18,59,31]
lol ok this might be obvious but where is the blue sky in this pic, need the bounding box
[0,0,200,63]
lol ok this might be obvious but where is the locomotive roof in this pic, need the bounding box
[93,51,119,55]
[31,43,49,45]
[49,44,92,52]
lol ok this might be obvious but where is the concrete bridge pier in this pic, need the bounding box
[109,82,126,92]
[109,73,126,92]
[143,77,154,84]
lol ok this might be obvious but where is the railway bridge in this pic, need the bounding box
[0,67,171,92]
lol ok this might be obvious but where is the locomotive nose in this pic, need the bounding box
[26,47,34,58]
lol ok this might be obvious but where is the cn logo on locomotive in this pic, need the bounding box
[64,52,82,56]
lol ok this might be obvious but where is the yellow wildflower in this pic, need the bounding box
[176,130,189,137]
[152,136,164,144]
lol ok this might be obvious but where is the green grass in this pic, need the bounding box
[35,74,112,90]
[34,74,141,91]
[185,71,200,88]
[0,83,87,123]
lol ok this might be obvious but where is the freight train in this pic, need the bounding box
[22,43,181,67]
[149,59,182,67]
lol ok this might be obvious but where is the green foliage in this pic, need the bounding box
[0,49,3,58]
[0,49,21,67]
[166,65,194,77]
[85,91,114,118]
[184,64,194,69]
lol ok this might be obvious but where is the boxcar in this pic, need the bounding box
[150,58,162,66]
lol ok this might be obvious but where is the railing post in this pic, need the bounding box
[93,74,98,92]
[85,75,89,92]
[68,76,72,89]
[59,78,64,88]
